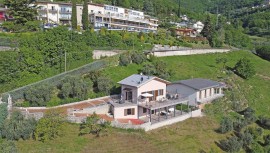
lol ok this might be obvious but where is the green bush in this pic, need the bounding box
[131,52,147,64]
[119,54,131,66]
[35,109,65,142]
[234,58,256,79]
[264,134,270,146]
[1,111,37,141]
[24,84,53,106]
[0,140,18,153]
[258,116,270,129]
[97,76,113,95]
[256,46,270,61]
[219,136,243,153]
[219,116,234,134]
[243,107,257,124]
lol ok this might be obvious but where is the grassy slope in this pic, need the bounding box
[16,117,226,153]
[104,50,270,117]
[16,50,270,152]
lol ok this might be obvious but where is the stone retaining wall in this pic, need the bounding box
[151,49,232,57]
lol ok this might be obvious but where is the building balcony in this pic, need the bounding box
[59,10,72,14]
[138,96,189,110]
[59,17,71,20]
[38,8,47,12]
[48,9,58,12]
[109,95,137,108]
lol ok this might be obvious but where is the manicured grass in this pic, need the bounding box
[16,117,226,153]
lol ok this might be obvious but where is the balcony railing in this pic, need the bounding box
[59,10,72,14]
[48,9,58,12]
[38,8,47,12]
[138,96,189,110]
[59,16,71,20]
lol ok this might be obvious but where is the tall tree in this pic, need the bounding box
[82,0,89,30]
[71,0,77,29]
[4,0,37,25]
[201,15,215,47]
[143,0,154,15]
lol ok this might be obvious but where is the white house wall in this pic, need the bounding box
[113,105,137,119]
[76,5,83,26]
[137,79,167,101]
[47,4,59,23]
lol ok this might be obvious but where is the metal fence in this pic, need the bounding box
[1,59,108,101]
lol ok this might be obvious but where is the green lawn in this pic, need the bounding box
[16,117,227,153]
[16,50,270,152]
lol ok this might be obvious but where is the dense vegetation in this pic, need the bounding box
[0,51,266,152]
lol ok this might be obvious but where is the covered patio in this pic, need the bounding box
[138,97,190,124]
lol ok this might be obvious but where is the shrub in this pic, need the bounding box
[97,77,112,94]
[233,117,248,132]
[258,116,270,129]
[245,127,263,141]
[243,107,257,124]
[239,131,254,147]
[131,52,146,64]
[35,109,65,142]
[249,142,265,153]
[0,140,18,153]
[219,136,243,153]
[234,58,256,79]
[119,54,131,66]
[24,84,53,106]
[0,103,8,129]
[58,76,93,100]
[79,112,111,137]
[264,134,270,146]
[219,116,234,133]
[1,111,37,141]
[141,63,156,76]
[256,45,270,61]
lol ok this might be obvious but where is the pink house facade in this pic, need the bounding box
[110,74,225,124]
[110,74,189,123]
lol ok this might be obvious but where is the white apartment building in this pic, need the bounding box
[37,2,72,25]
[36,1,158,32]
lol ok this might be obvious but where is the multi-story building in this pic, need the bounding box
[88,4,158,32]
[37,1,72,25]
[36,1,158,32]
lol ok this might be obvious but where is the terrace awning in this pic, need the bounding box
[141,93,153,98]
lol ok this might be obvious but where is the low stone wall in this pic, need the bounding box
[93,50,122,59]
[151,49,231,57]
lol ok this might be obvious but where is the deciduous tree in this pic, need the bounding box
[4,0,37,25]
[35,109,65,142]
